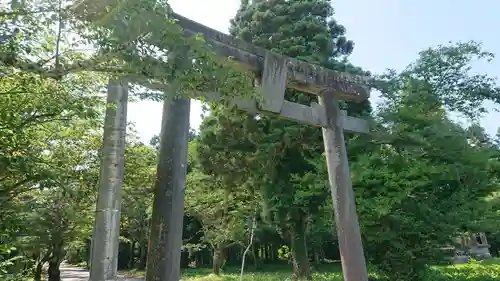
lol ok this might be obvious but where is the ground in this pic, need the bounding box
[61,260,500,281]
[60,264,142,281]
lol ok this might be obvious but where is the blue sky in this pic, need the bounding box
[127,0,500,143]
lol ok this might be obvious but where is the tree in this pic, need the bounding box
[0,71,102,208]
[376,41,500,119]
[16,119,101,281]
[119,141,158,270]
[185,170,253,275]
[196,1,367,279]
[0,57,103,281]
[324,41,500,281]
[3,1,258,280]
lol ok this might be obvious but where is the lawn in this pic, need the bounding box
[121,259,500,281]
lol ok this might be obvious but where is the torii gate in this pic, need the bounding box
[90,13,371,281]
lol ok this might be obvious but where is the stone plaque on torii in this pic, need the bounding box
[91,13,371,281]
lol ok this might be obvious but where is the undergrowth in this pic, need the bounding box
[121,259,500,281]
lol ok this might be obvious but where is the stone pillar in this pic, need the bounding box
[319,92,368,281]
[145,84,190,281]
[89,79,128,281]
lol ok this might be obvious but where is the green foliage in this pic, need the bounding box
[346,42,500,280]
[3,1,500,281]
[2,0,257,103]
[277,245,290,260]
[230,0,354,63]
[0,71,102,203]
[184,156,256,273]
[118,141,158,268]
[0,0,263,276]
[120,260,500,281]
[427,260,500,281]
[197,1,369,279]
[1,116,102,281]
[0,29,104,279]
[377,41,500,119]
[0,245,24,279]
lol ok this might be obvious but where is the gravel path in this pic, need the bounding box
[60,264,143,281]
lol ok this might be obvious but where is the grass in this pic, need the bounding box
[428,259,500,281]
[121,264,348,280]
[120,259,500,281]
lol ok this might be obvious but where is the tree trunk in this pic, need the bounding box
[128,241,135,269]
[34,262,43,281]
[85,239,91,269]
[34,251,50,281]
[48,261,60,281]
[271,243,278,262]
[314,249,320,264]
[264,245,270,261]
[251,244,261,269]
[240,209,256,281]
[90,79,128,281]
[47,245,66,281]
[139,242,147,270]
[180,251,189,268]
[145,85,190,281]
[220,248,228,270]
[291,217,311,280]
[212,249,221,275]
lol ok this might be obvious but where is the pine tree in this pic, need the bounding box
[197,1,368,279]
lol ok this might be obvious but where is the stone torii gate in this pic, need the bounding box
[91,13,372,281]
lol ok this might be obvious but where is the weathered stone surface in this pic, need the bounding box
[259,52,287,113]
[132,78,369,133]
[319,92,369,281]
[89,79,128,281]
[173,13,371,101]
[146,84,190,281]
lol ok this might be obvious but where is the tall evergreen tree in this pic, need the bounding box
[196,1,369,279]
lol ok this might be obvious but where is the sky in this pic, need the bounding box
[127,0,500,143]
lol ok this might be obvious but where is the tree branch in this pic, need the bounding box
[0,8,57,18]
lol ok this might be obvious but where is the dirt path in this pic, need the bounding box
[60,264,143,281]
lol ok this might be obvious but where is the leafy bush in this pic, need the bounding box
[426,260,500,281]
[0,244,30,281]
